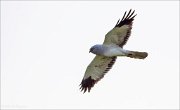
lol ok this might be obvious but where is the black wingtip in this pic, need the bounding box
[79,57,117,93]
[115,9,136,27]
[79,76,96,93]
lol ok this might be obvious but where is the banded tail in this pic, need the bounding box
[127,51,148,59]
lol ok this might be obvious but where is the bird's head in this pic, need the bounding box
[89,44,103,55]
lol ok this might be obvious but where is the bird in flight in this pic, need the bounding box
[80,9,148,93]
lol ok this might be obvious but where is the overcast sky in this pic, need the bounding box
[1,1,179,109]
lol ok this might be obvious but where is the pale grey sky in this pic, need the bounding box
[1,1,179,109]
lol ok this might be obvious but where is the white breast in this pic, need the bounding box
[103,45,128,57]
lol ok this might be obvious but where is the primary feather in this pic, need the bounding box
[103,9,136,47]
[80,56,116,93]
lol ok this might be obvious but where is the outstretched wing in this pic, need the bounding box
[103,9,136,47]
[80,56,116,93]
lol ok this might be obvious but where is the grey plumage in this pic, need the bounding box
[80,9,148,93]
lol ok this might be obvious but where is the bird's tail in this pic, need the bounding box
[127,51,148,59]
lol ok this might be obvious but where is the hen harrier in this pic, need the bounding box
[80,9,148,93]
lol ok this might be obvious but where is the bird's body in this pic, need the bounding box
[80,9,148,93]
[90,44,128,57]
[90,44,148,58]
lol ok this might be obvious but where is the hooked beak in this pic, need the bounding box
[89,49,92,53]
